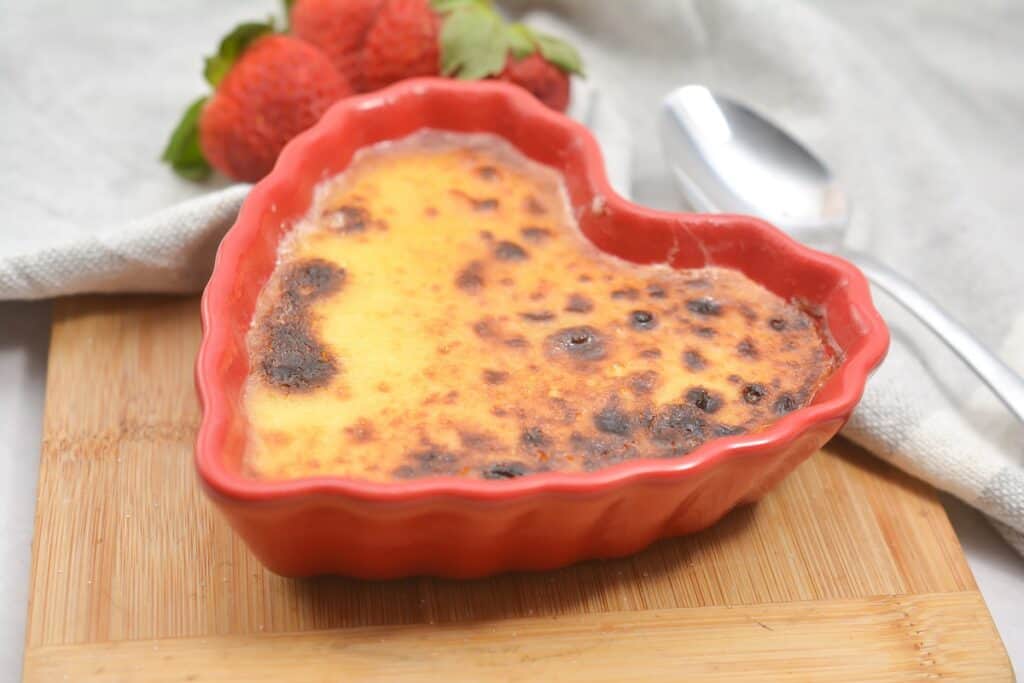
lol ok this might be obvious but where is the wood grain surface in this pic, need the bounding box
[23,295,1012,681]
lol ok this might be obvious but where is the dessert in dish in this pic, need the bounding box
[243,130,837,482]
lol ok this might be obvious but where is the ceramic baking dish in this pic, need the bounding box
[195,78,888,579]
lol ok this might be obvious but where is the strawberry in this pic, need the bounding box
[498,53,569,112]
[163,3,585,182]
[361,0,441,91]
[289,0,384,91]
[164,22,352,182]
[434,3,583,111]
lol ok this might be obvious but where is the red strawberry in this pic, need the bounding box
[361,0,441,92]
[164,24,352,182]
[432,5,582,112]
[290,0,384,91]
[498,52,570,112]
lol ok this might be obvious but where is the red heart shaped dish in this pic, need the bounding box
[195,78,888,579]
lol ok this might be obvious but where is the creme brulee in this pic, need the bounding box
[243,131,836,481]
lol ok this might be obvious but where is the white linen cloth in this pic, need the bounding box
[1,0,1022,551]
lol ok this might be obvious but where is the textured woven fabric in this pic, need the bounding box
[1,0,1021,550]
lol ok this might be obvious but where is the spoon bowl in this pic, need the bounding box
[660,85,848,247]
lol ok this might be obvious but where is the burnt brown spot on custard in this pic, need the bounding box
[694,326,716,338]
[521,226,552,243]
[546,326,607,361]
[571,432,638,471]
[494,241,529,261]
[565,293,593,313]
[324,205,369,233]
[258,315,337,389]
[460,431,500,452]
[482,461,529,479]
[687,297,722,316]
[737,338,759,359]
[393,465,417,479]
[344,419,375,443]
[611,287,640,301]
[519,311,556,322]
[472,318,497,338]
[259,319,337,392]
[630,310,657,330]
[647,284,667,299]
[412,448,458,474]
[503,336,530,348]
[649,404,707,453]
[743,383,767,404]
[282,259,346,303]
[593,400,633,436]
[683,349,706,371]
[686,387,722,414]
[629,370,658,395]
[392,447,460,479]
[256,259,347,392]
[521,426,550,448]
[476,165,500,181]
[548,398,578,424]
[455,261,485,293]
[451,189,499,212]
[483,369,509,384]
[713,424,746,437]
[769,317,787,331]
[523,195,547,215]
[773,394,799,415]
[640,347,663,359]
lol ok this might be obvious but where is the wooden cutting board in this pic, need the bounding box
[23,295,1012,682]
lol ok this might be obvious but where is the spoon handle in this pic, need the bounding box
[838,248,1024,423]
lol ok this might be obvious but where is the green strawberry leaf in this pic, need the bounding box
[162,96,211,181]
[440,5,508,80]
[534,32,584,76]
[203,20,275,88]
[505,23,537,59]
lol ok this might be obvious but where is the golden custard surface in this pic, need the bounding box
[244,131,835,482]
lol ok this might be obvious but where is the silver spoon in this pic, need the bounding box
[660,84,1024,423]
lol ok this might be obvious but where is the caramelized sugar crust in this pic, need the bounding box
[245,132,836,481]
